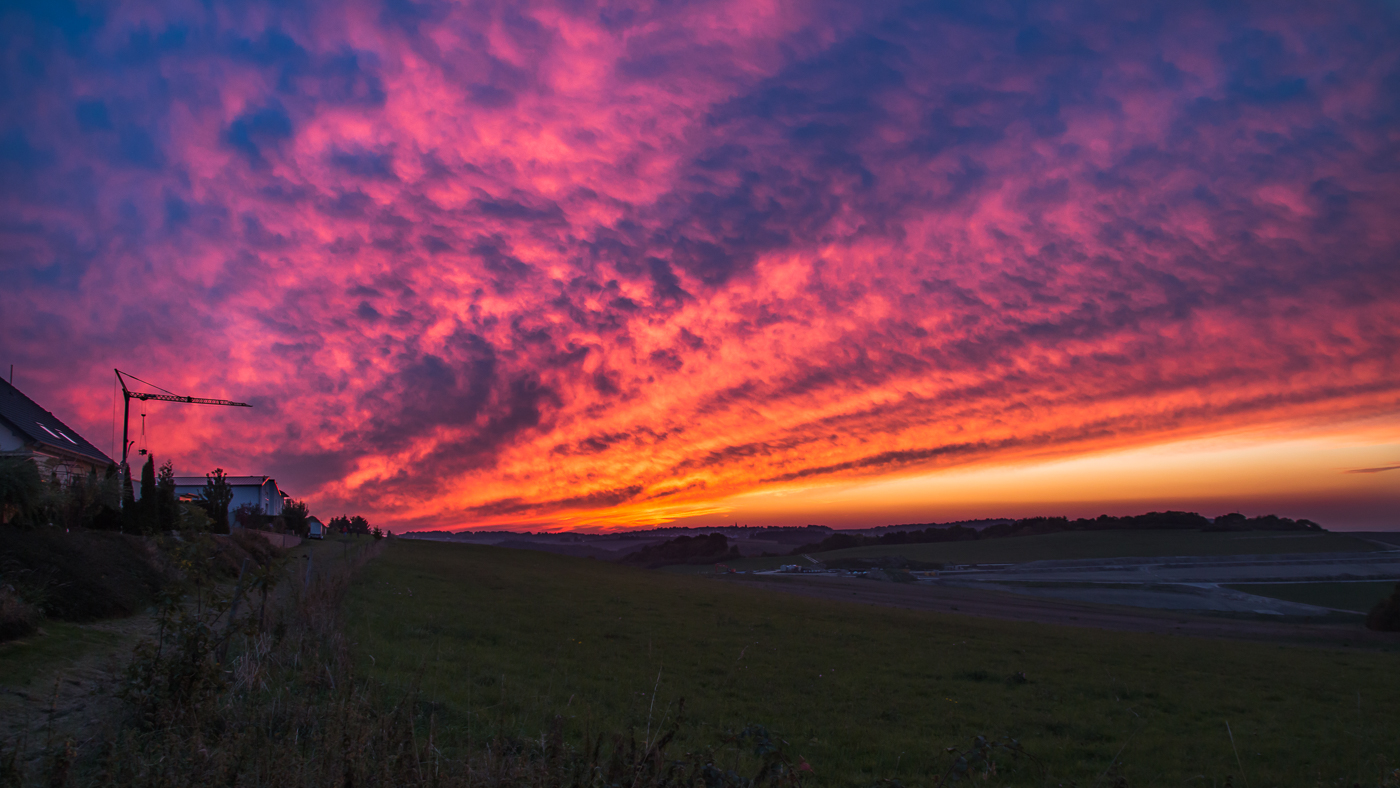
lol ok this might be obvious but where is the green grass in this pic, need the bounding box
[1227,581,1399,613]
[348,540,1400,787]
[668,529,1383,574]
[0,622,124,687]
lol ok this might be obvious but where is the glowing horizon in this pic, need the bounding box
[3,0,1398,532]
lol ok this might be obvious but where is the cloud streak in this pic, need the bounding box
[1344,465,1400,475]
[2,0,1398,530]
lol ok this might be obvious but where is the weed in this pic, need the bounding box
[0,584,39,643]
[936,736,1042,785]
[2,536,815,788]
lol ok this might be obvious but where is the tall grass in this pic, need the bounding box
[0,537,830,788]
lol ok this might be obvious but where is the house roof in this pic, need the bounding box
[0,378,114,467]
[173,475,278,488]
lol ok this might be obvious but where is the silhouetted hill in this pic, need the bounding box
[791,511,1323,554]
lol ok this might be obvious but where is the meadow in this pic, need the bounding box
[665,529,1383,574]
[348,539,1400,787]
[1224,581,1399,614]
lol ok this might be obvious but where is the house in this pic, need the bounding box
[172,475,285,519]
[0,378,114,482]
[307,516,326,540]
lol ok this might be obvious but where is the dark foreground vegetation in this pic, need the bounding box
[4,514,1397,785]
[1,533,829,787]
[0,524,280,644]
[1368,583,1400,632]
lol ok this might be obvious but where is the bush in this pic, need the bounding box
[0,456,43,526]
[0,527,170,621]
[1366,583,1400,632]
[226,529,285,570]
[283,498,310,537]
[0,584,40,642]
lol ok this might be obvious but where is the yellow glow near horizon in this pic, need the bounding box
[679,416,1400,529]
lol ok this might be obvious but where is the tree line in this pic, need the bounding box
[789,510,1324,554]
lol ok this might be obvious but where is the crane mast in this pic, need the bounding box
[115,369,252,481]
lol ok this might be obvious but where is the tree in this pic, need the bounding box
[156,461,178,532]
[202,468,234,534]
[0,457,43,526]
[233,503,264,530]
[136,455,158,534]
[348,515,370,535]
[178,501,214,533]
[85,464,123,531]
[1367,583,1400,632]
[327,515,351,534]
[121,463,136,530]
[51,468,105,531]
[283,499,310,537]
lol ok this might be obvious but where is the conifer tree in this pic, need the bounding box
[139,455,158,534]
[156,460,178,532]
[202,468,234,534]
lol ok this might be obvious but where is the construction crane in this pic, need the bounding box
[115,368,252,476]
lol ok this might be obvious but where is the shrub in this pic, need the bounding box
[0,456,43,526]
[1366,583,1400,632]
[283,498,310,536]
[0,527,170,621]
[202,468,234,534]
[0,584,39,642]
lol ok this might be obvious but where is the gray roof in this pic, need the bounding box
[173,475,277,488]
[0,378,114,467]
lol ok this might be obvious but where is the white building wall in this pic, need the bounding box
[0,422,25,452]
[173,479,284,517]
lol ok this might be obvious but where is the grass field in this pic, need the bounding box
[667,529,1385,574]
[1228,581,1399,614]
[349,539,1400,786]
[0,621,124,687]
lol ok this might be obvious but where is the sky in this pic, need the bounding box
[2,0,1398,532]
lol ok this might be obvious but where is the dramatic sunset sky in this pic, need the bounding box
[2,0,1398,531]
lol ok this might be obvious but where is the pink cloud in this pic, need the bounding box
[2,0,1398,530]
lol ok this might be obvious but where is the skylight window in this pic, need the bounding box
[37,424,78,444]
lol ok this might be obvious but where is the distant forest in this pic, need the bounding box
[788,511,1322,555]
[619,532,741,568]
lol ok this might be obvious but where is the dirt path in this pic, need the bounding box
[0,533,385,782]
[0,613,157,771]
[726,574,1400,650]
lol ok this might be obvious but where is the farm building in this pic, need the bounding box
[307,516,326,539]
[172,475,285,519]
[0,377,114,482]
